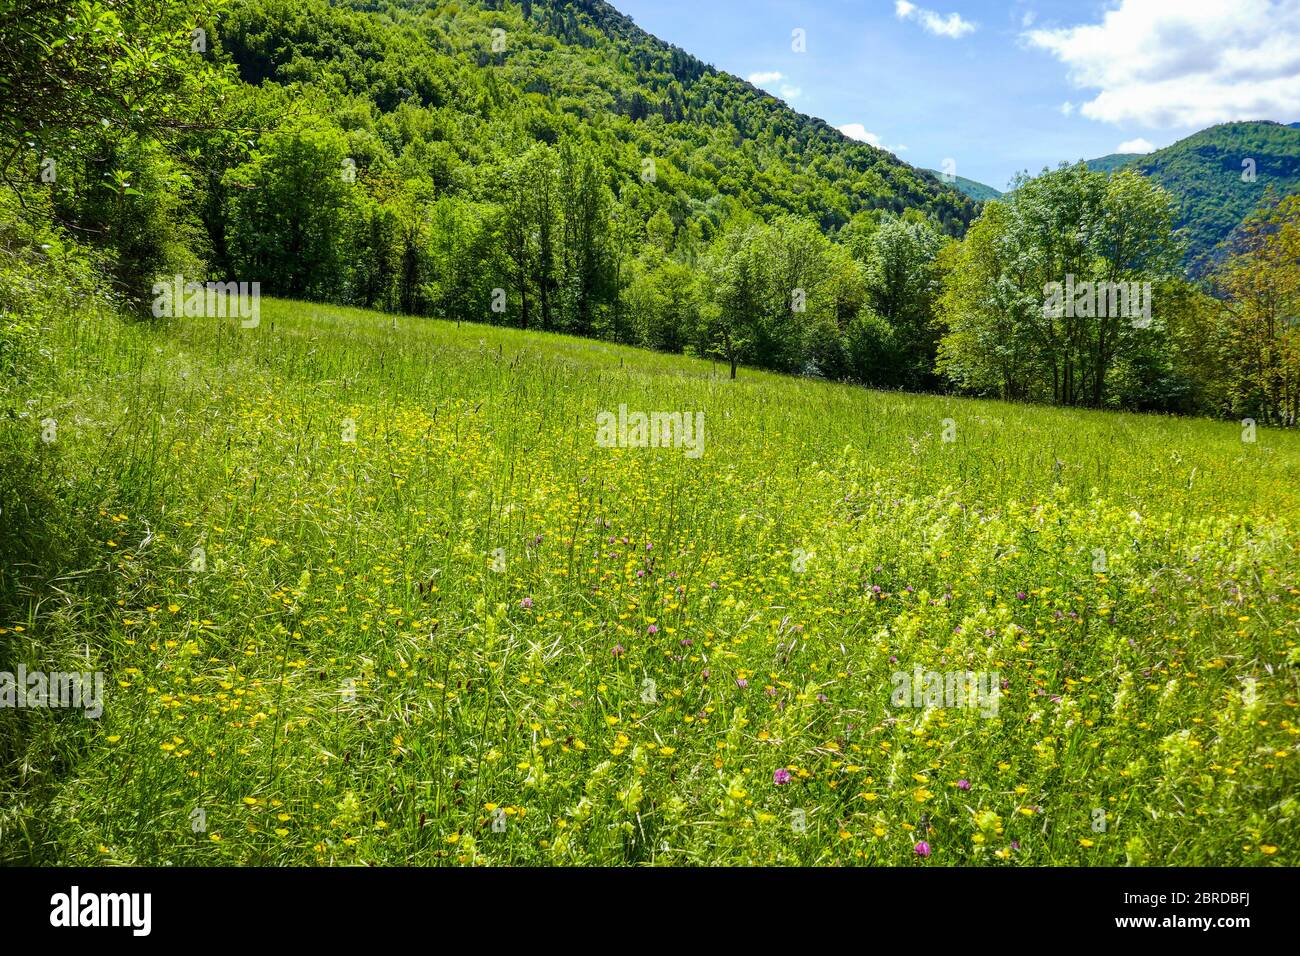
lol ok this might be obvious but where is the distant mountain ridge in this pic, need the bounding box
[923,170,1003,202]
[1081,121,1300,268]
[1085,153,1141,173]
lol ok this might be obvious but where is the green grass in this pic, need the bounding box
[2,297,1298,865]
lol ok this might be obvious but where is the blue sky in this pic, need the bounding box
[611,0,1300,192]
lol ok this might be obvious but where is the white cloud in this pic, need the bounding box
[836,124,906,153]
[1116,137,1156,154]
[837,123,882,147]
[1059,101,1075,116]
[895,0,977,39]
[1024,0,1300,127]
[748,72,801,100]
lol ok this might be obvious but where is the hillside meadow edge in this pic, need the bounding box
[1,0,1298,868]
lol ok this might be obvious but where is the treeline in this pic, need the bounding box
[201,112,954,390]
[3,0,970,369]
[2,0,1297,425]
[939,164,1299,423]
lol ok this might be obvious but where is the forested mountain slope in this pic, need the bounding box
[1084,153,1140,174]
[923,171,1003,202]
[221,0,975,236]
[1080,122,1300,268]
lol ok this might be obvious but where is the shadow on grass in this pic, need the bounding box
[0,417,117,864]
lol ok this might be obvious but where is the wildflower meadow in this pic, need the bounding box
[1,298,1296,866]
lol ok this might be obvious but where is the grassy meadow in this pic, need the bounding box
[1,297,1298,865]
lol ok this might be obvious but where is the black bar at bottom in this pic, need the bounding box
[0,865,1285,941]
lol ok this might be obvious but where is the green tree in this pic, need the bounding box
[936,201,1041,399]
[939,164,1181,409]
[0,0,230,154]
[628,256,698,353]
[861,217,944,389]
[646,208,675,253]
[224,121,354,299]
[1212,193,1300,425]
[699,229,759,379]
